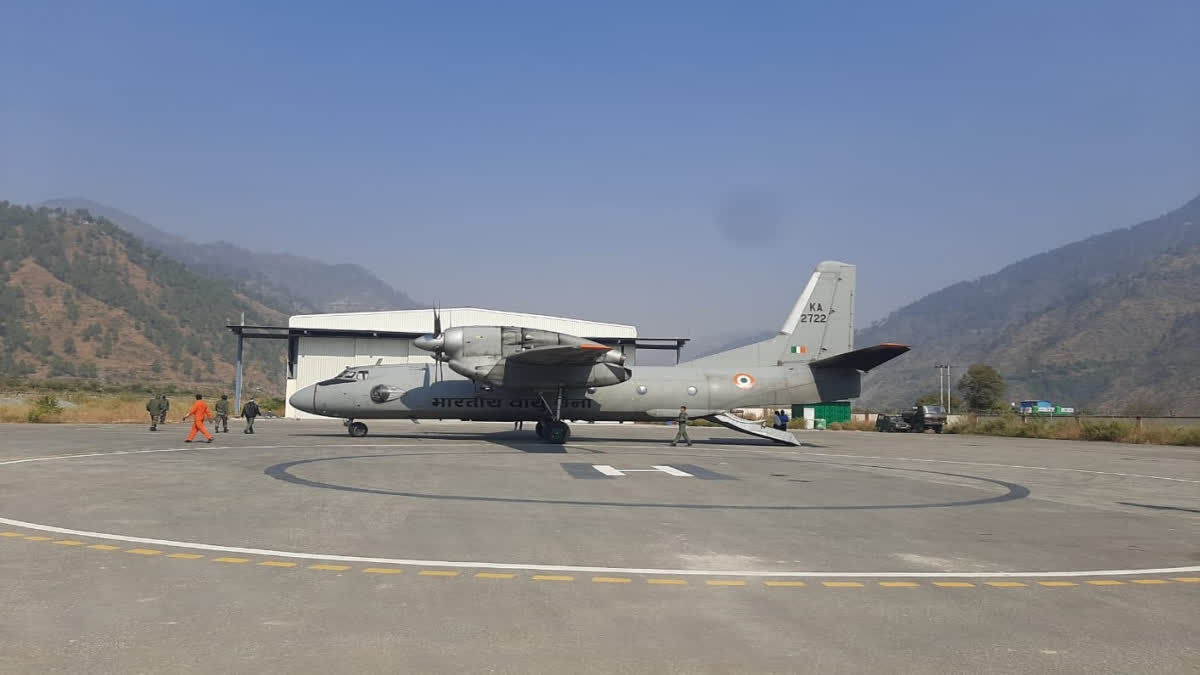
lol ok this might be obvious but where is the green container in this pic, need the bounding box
[793,401,851,424]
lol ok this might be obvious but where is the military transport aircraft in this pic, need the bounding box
[288,261,909,445]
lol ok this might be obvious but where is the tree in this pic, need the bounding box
[957,364,1007,411]
[916,392,963,410]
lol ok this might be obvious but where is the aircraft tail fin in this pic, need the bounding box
[686,261,856,368]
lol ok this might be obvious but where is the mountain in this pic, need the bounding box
[0,201,286,393]
[41,198,420,314]
[857,193,1200,414]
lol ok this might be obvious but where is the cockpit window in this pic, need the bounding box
[319,368,369,386]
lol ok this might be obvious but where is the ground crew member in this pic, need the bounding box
[214,394,230,433]
[181,394,214,443]
[241,398,260,434]
[158,395,170,425]
[146,396,162,431]
[670,405,692,447]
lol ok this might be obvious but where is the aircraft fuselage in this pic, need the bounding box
[290,362,856,422]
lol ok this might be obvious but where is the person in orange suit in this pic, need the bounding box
[182,393,214,443]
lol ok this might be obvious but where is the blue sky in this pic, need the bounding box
[2,1,1197,341]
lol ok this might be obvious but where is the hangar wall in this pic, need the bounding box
[284,308,637,419]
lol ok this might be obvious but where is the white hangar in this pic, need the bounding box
[228,308,686,419]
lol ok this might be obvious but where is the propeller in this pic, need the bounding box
[413,305,453,382]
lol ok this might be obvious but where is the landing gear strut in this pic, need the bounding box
[537,387,571,444]
[345,419,368,437]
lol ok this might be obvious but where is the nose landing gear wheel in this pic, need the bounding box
[544,420,570,444]
[348,421,368,437]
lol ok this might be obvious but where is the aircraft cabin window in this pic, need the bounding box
[636,385,647,395]
[687,386,698,396]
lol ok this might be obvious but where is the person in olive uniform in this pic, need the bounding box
[214,394,230,433]
[670,405,692,447]
[146,396,163,431]
[158,395,170,425]
[241,398,260,434]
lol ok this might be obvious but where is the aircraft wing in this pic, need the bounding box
[808,343,910,372]
[506,343,616,367]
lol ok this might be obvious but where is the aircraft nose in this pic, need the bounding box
[289,385,317,414]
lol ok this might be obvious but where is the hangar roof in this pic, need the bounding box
[289,307,636,338]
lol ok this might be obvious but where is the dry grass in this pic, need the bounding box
[947,415,1200,446]
[1,395,159,424]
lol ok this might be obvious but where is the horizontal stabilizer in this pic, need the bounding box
[809,343,910,372]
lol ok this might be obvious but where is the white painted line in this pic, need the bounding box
[0,443,494,467]
[592,465,625,477]
[651,465,693,477]
[1,515,1196,579]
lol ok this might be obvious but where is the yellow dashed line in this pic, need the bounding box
[8,533,1198,591]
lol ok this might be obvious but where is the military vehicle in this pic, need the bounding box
[901,405,947,433]
[874,414,912,433]
[288,261,909,445]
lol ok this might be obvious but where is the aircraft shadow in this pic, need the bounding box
[289,429,823,450]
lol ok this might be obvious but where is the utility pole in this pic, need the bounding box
[946,365,953,415]
[235,312,245,412]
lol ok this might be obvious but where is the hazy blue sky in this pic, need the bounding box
[3,1,1198,342]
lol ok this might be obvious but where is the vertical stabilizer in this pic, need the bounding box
[685,261,856,368]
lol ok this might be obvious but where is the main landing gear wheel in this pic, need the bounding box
[348,421,368,437]
[544,420,570,444]
[534,421,546,439]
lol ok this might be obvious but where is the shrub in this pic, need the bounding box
[1081,420,1130,442]
[26,395,63,423]
[1168,427,1200,447]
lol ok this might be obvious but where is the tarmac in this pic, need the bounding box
[0,419,1197,674]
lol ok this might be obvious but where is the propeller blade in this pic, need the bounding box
[433,305,442,337]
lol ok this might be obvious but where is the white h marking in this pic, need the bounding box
[591,465,693,477]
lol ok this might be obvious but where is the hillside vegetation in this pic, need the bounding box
[858,193,1200,413]
[42,198,421,314]
[0,201,285,394]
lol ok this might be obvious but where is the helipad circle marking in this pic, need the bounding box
[1,444,1197,578]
